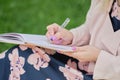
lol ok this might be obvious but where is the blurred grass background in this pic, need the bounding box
[0,0,90,52]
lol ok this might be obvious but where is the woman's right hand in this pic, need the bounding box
[46,23,73,45]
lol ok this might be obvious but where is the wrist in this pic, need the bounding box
[67,31,74,45]
[94,49,101,61]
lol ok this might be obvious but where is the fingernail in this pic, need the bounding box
[50,36,56,41]
[72,47,76,51]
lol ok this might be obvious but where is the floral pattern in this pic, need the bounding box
[59,65,83,80]
[67,59,77,69]
[8,48,25,80]
[19,45,28,51]
[111,1,120,20]
[78,62,89,72]
[0,45,93,80]
[46,78,51,80]
[66,59,90,74]
[27,47,50,70]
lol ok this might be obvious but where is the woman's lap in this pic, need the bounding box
[0,45,93,80]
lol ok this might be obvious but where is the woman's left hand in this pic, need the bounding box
[59,45,101,62]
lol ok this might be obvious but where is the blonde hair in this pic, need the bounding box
[117,0,120,6]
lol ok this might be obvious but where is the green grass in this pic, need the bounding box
[0,0,90,52]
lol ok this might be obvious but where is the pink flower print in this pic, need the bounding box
[46,78,51,80]
[28,47,50,70]
[33,47,50,63]
[8,48,25,80]
[0,50,7,59]
[59,65,83,80]
[111,1,120,20]
[19,45,28,51]
[67,59,77,69]
[78,62,89,72]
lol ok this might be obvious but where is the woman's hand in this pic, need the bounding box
[59,45,101,62]
[46,23,73,45]
[44,48,56,55]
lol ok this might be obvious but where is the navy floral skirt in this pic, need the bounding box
[0,45,93,80]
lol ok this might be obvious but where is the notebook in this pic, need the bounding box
[0,33,73,52]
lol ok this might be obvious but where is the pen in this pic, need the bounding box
[61,18,70,28]
[50,18,70,42]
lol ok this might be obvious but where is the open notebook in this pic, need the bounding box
[0,33,73,52]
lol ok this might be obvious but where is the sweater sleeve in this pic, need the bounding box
[93,50,120,80]
[69,0,101,46]
[70,24,90,46]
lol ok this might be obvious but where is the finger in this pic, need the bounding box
[60,51,87,62]
[57,51,74,58]
[46,23,61,41]
[44,48,56,55]
[52,27,68,44]
[72,46,86,52]
[73,52,89,62]
[46,23,59,36]
[47,28,64,44]
[34,47,45,54]
[23,43,36,49]
[46,31,53,41]
[58,51,84,61]
[78,59,87,62]
[51,32,63,44]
